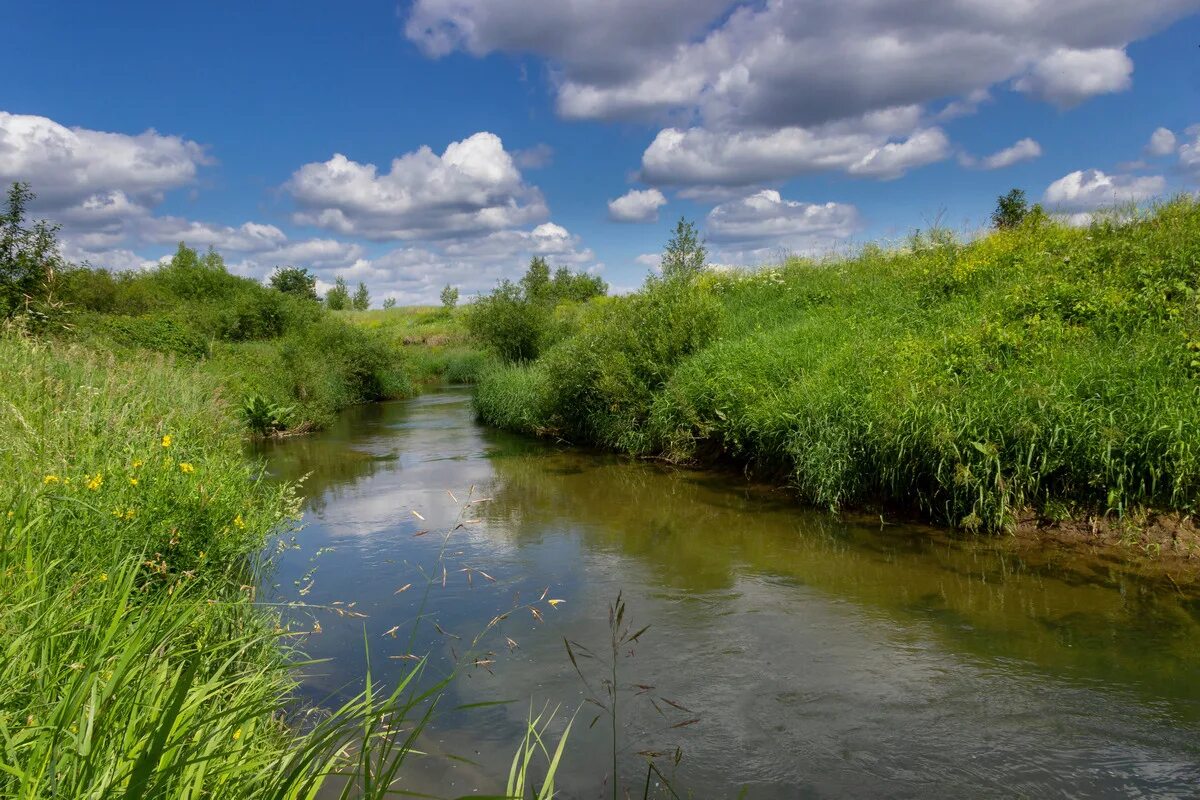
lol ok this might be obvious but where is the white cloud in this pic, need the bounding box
[641,119,948,187]
[1146,127,1178,157]
[847,128,951,180]
[1013,47,1133,107]
[1178,126,1200,174]
[406,0,1194,188]
[513,143,554,169]
[964,138,1043,170]
[407,1,1189,128]
[635,253,662,270]
[705,190,861,261]
[1043,169,1166,211]
[0,111,209,213]
[607,188,667,223]
[286,132,548,240]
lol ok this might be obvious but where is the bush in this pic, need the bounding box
[527,278,720,450]
[466,258,607,362]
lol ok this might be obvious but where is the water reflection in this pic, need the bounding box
[257,390,1200,798]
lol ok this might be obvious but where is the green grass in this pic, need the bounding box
[473,199,1200,532]
[341,306,488,386]
[0,335,559,797]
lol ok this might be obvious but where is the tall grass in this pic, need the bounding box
[0,335,560,797]
[474,199,1200,531]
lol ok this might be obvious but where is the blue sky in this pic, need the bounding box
[3,0,1199,302]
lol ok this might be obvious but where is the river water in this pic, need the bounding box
[254,388,1200,798]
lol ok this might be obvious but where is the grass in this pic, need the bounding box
[0,334,560,797]
[473,199,1200,533]
[341,306,487,386]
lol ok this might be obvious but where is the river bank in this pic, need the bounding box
[472,199,1200,550]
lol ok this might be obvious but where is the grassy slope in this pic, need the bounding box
[474,200,1200,533]
[0,335,470,797]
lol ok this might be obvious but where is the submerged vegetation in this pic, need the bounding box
[474,197,1200,534]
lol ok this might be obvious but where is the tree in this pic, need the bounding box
[326,276,350,310]
[519,256,551,301]
[0,182,66,320]
[352,281,370,310]
[269,266,318,300]
[382,297,397,309]
[992,188,1029,229]
[440,284,459,312]
[660,217,707,280]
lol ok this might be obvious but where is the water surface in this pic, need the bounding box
[255,388,1200,798]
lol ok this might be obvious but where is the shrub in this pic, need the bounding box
[326,276,350,310]
[467,258,607,362]
[0,182,67,322]
[269,266,319,300]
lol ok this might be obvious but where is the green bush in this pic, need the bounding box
[466,257,607,362]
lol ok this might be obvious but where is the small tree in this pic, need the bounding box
[440,284,459,312]
[0,182,66,320]
[269,266,318,300]
[992,188,1029,229]
[382,297,397,309]
[352,281,370,310]
[519,256,551,301]
[326,276,350,310]
[660,217,707,280]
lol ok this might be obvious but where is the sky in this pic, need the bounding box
[2,0,1200,303]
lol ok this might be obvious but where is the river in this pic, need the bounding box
[253,388,1200,798]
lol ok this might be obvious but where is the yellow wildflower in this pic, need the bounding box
[132,459,144,469]
[232,728,242,741]
[43,475,60,485]
[124,508,135,520]
[198,551,206,559]
[86,473,103,491]
[98,573,108,582]
[179,462,195,474]
[161,435,172,448]
[129,477,138,486]
[233,514,245,529]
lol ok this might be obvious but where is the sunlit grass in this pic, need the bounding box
[474,198,1200,532]
[0,335,564,797]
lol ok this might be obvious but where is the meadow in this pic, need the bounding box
[472,199,1200,535]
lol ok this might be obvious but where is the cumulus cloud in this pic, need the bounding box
[286,132,548,240]
[1013,47,1133,107]
[1146,127,1178,157]
[1043,169,1166,211]
[0,111,208,216]
[408,1,1189,127]
[963,138,1043,170]
[705,190,861,261]
[642,120,948,186]
[1177,126,1200,174]
[847,128,951,179]
[607,188,667,223]
[406,0,1194,187]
